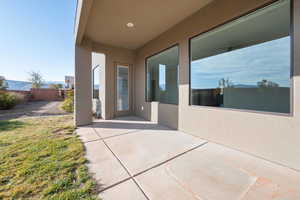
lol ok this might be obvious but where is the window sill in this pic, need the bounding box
[188,104,293,118]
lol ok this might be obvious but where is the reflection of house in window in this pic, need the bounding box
[159,64,166,91]
[65,76,74,89]
[190,0,291,114]
[146,46,179,105]
[93,66,100,99]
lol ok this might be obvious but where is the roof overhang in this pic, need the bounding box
[75,0,214,49]
[74,0,94,45]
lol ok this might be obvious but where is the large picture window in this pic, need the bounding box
[190,0,291,114]
[146,46,179,105]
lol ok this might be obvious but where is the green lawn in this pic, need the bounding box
[0,116,98,200]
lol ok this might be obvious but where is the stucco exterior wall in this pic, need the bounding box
[157,103,178,129]
[134,0,300,170]
[75,44,92,126]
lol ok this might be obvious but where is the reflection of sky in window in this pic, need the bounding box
[93,66,100,89]
[191,37,291,89]
[159,64,166,90]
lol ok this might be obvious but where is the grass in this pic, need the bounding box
[0,116,98,200]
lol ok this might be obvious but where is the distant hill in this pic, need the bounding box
[6,80,64,91]
[233,84,257,88]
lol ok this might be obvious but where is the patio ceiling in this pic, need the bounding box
[75,0,213,49]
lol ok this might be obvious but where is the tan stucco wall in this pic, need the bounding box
[75,44,93,126]
[148,102,178,129]
[92,43,136,119]
[157,103,178,129]
[134,0,300,170]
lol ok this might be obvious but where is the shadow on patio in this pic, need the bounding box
[92,115,172,131]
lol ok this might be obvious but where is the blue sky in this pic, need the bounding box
[191,37,291,89]
[159,64,166,90]
[0,0,76,82]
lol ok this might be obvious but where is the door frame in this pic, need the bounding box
[114,62,133,117]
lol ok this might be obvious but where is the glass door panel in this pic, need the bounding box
[117,65,129,111]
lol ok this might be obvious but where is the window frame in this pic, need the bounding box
[145,44,180,105]
[116,64,130,112]
[188,0,294,116]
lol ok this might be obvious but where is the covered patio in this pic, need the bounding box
[77,116,300,200]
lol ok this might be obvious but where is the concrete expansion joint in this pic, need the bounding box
[83,138,103,144]
[131,141,209,178]
[91,125,209,198]
[181,131,300,174]
[83,129,141,143]
[99,129,142,140]
[99,133,151,200]
[90,126,148,198]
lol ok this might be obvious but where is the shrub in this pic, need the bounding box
[61,90,74,113]
[10,92,26,104]
[0,92,18,110]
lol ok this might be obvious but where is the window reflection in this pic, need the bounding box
[146,46,179,105]
[190,0,291,113]
[93,65,100,99]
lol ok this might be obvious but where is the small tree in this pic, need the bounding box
[61,90,74,112]
[28,71,44,88]
[0,76,8,90]
[257,79,279,88]
[218,78,234,88]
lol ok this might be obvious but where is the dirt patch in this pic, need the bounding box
[0,101,70,120]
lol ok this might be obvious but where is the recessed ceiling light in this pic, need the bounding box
[126,22,134,28]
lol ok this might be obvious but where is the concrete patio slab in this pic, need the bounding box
[84,140,130,190]
[135,143,300,200]
[78,116,300,199]
[105,128,207,175]
[93,116,168,139]
[99,179,147,200]
[76,126,100,142]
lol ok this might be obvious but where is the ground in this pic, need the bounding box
[0,116,98,200]
[78,116,300,200]
[0,101,69,121]
[2,109,300,199]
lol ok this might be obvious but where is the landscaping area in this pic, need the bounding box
[0,116,98,200]
[0,90,73,121]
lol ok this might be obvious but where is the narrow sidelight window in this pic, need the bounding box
[92,65,100,99]
[190,0,291,114]
[146,46,179,105]
[117,65,129,111]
